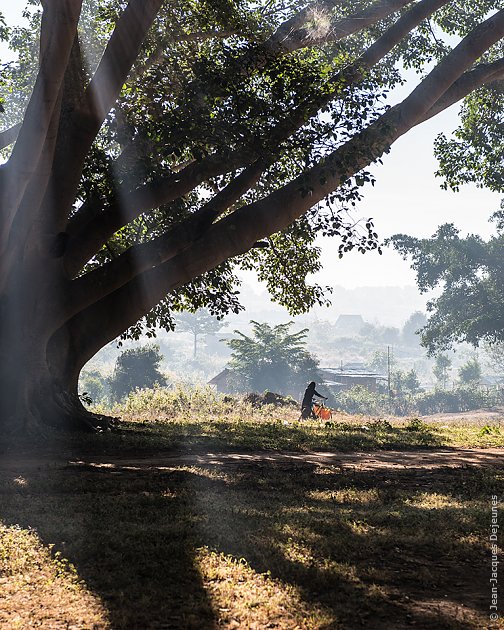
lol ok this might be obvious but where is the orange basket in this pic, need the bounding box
[312,403,332,420]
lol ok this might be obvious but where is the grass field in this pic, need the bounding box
[1,393,503,628]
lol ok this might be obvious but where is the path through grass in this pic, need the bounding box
[1,444,503,628]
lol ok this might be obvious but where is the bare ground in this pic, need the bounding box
[1,446,503,473]
[1,443,503,628]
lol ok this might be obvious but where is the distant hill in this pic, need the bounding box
[224,283,428,329]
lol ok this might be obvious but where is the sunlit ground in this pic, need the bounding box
[0,522,108,628]
[1,449,502,628]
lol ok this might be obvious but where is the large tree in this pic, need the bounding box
[226,321,319,395]
[1,0,504,432]
[389,215,504,352]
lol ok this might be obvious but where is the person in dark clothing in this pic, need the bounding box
[300,381,327,419]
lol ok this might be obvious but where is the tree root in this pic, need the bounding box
[52,393,120,432]
[1,387,122,436]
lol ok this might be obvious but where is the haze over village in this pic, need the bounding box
[82,278,502,408]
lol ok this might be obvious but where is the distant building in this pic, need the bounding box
[319,365,386,393]
[208,368,236,393]
[480,375,504,390]
[334,314,365,336]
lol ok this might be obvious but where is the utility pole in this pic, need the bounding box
[387,345,391,398]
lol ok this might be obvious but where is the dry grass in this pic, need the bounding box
[86,386,504,453]
[1,454,503,628]
[1,391,503,628]
[0,523,108,629]
[197,548,332,628]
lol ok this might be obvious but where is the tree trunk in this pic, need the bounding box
[0,333,113,435]
[0,270,114,435]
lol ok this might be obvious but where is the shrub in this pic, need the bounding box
[102,384,299,424]
[332,384,504,417]
[109,344,167,400]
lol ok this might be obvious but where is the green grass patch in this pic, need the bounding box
[86,386,504,454]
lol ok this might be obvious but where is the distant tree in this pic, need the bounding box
[175,309,225,358]
[380,327,400,345]
[458,357,482,386]
[402,312,428,346]
[483,342,504,375]
[403,369,422,394]
[79,369,109,404]
[389,216,504,353]
[368,350,395,374]
[391,368,421,396]
[110,344,167,400]
[432,354,452,388]
[359,323,378,339]
[226,322,319,397]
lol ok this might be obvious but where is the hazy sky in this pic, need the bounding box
[313,103,501,289]
[1,4,500,292]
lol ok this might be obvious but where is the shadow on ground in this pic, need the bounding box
[0,451,502,628]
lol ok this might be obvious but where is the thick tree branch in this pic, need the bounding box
[264,0,413,54]
[395,10,504,129]
[0,90,66,294]
[79,0,163,127]
[255,0,452,154]
[420,57,504,123]
[65,162,265,316]
[0,0,82,249]
[0,124,21,150]
[63,149,257,277]
[36,0,163,236]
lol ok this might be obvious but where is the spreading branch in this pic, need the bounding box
[63,0,449,275]
[79,0,164,128]
[66,161,265,316]
[420,57,504,123]
[63,148,257,276]
[96,0,415,208]
[36,0,164,235]
[0,0,82,250]
[61,9,504,360]
[264,0,413,54]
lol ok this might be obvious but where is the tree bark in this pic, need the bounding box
[1,0,503,434]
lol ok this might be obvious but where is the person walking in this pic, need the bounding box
[300,381,327,419]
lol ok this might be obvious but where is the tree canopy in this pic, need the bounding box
[458,356,482,385]
[389,213,504,353]
[226,321,319,396]
[1,0,504,431]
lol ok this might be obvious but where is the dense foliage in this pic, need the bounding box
[109,344,167,400]
[389,215,504,353]
[334,383,503,416]
[226,321,319,396]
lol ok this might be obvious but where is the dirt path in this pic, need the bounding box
[1,446,503,472]
[65,446,504,472]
